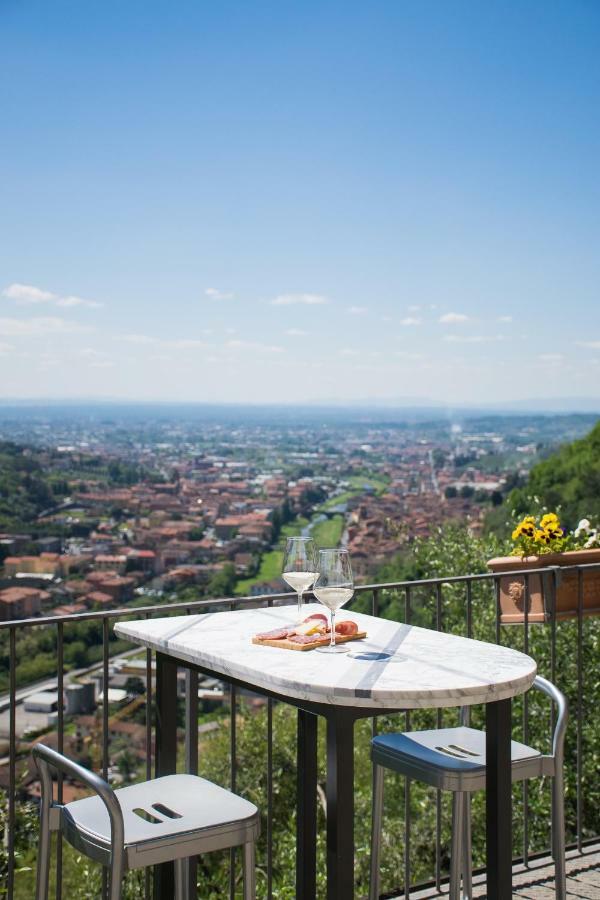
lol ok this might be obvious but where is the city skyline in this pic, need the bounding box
[1,1,599,405]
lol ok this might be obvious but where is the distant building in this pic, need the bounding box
[0,586,49,620]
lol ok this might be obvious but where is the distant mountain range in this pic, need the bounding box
[0,396,598,422]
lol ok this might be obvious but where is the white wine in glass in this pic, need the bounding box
[282,536,319,618]
[313,548,354,654]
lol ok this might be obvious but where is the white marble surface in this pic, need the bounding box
[114,604,537,709]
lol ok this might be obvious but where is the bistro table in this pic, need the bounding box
[115,603,536,900]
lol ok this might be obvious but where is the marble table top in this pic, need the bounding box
[114,604,537,709]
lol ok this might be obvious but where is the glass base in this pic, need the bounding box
[315,643,349,654]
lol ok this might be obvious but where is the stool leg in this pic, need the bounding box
[552,769,566,900]
[369,763,384,900]
[174,857,189,900]
[242,841,256,900]
[108,846,125,900]
[35,761,53,900]
[450,792,464,900]
[35,808,51,900]
[461,794,472,900]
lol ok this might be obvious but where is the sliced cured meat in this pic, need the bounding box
[335,620,358,636]
[256,627,290,641]
[303,613,328,625]
[288,634,320,644]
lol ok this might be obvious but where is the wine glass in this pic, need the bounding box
[282,536,319,618]
[313,548,354,654]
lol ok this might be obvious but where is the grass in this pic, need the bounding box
[318,476,389,512]
[310,514,344,548]
[347,474,389,494]
[319,490,355,511]
[233,514,349,595]
[235,517,309,594]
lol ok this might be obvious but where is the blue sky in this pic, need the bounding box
[1,0,599,405]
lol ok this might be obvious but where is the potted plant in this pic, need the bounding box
[488,513,600,624]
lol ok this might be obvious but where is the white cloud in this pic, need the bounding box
[339,348,360,357]
[538,353,563,362]
[399,316,422,326]
[205,288,234,301]
[408,305,421,312]
[167,339,210,349]
[497,315,513,323]
[439,312,470,324]
[576,340,600,349]
[3,283,55,303]
[0,342,14,353]
[395,350,424,360]
[270,293,328,306]
[115,333,159,344]
[443,334,502,344]
[0,316,92,336]
[56,295,102,309]
[285,328,308,336]
[89,360,116,368]
[77,347,105,359]
[347,305,367,315]
[3,282,102,308]
[226,339,284,353]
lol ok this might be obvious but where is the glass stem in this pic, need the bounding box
[297,591,303,618]
[330,610,336,647]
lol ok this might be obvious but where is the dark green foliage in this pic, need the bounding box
[0,442,54,529]
[509,418,600,527]
[206,562,237,598]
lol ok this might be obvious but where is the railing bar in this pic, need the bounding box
[102,616,110,900]
[435,583,442,892]
[372,589,380,740]
[230,598,237,900]
[267,596,274,900]
[7,627,16,900]
[404,585,411,900]
[5,563,600,631]
[577,569,584,852]
[102,617,110,779]
[494,576,501,645]
[144,612,152,900]
[523,573,530,867]
[182,605,199,896]
[466,580,473,640]
[56,621,64,900]
[4,560,600,632]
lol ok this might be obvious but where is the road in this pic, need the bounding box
[0,646,141,714]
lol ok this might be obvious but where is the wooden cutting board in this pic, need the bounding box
[252,631,367,652]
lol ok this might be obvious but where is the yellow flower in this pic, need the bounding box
[540,513,560,528]
[535,529,550,544]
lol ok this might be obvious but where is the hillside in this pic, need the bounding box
[509,418,600,527]
[0,442,57,531]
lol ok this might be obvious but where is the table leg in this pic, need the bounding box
[296,709,318,899]
[326,710,355,900]
[486,697,512,900]
[154,652,178,898]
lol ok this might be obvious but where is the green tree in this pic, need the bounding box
[509,418,600,527]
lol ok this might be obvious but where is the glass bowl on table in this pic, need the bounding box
[313,548,354,654]
[282,536,319,618]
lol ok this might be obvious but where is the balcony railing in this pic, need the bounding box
[2,563,599,898]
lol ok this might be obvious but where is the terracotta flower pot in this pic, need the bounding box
[487,549,600,624]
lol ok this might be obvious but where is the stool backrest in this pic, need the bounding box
[459,675,568,766]
[32,743,125,870]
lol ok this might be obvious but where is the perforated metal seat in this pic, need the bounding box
[33,744,260,900]
[371,725,548,792]
[369,676,568,900]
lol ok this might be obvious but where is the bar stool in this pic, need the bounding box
[369,676,567,900]
[33,743,260,900]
